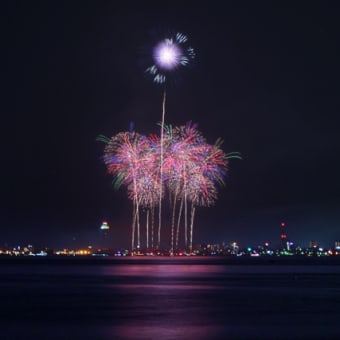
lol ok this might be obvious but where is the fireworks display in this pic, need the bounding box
[98,31,240,253]
[98,123,241,252]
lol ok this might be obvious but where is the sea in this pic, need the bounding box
[1,256,340,339]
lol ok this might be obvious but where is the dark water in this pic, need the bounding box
[1,257,340,339]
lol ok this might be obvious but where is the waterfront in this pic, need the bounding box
[1,257,339,339]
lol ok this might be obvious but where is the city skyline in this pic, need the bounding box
[1,217,338,251]
[1,2,340,250]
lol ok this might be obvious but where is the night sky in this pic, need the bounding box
[2,1,340,249]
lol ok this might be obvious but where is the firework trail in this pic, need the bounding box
[169,122,207,251]
[146,32,195,249]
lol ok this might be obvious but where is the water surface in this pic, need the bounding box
[1,257,339,339]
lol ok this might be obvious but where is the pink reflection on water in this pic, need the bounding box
[101,263,224,277]
[110,324,226,339]
[98,260,228,338]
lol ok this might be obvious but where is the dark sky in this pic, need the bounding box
[1,1,340,249]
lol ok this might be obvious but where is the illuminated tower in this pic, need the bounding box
[100,221,110,238]
[280,221,288,249]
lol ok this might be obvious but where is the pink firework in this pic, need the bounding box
[98,122,240,252]
[102,131,152,250]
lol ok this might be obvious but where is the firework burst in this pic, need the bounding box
[97,122,241,252]
[146,32,195,84]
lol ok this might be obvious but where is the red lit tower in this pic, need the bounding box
[280,221,287,249]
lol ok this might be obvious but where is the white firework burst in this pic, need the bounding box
[146,32,195,84]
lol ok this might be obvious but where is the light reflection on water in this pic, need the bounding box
[1,258,340,339]
[102,264,227,339]
[101,264,224,277]
[97,261,340,339]
[100,263,340,276]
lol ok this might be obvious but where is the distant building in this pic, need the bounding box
[309,240,318,249]
[335,241,340,250]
